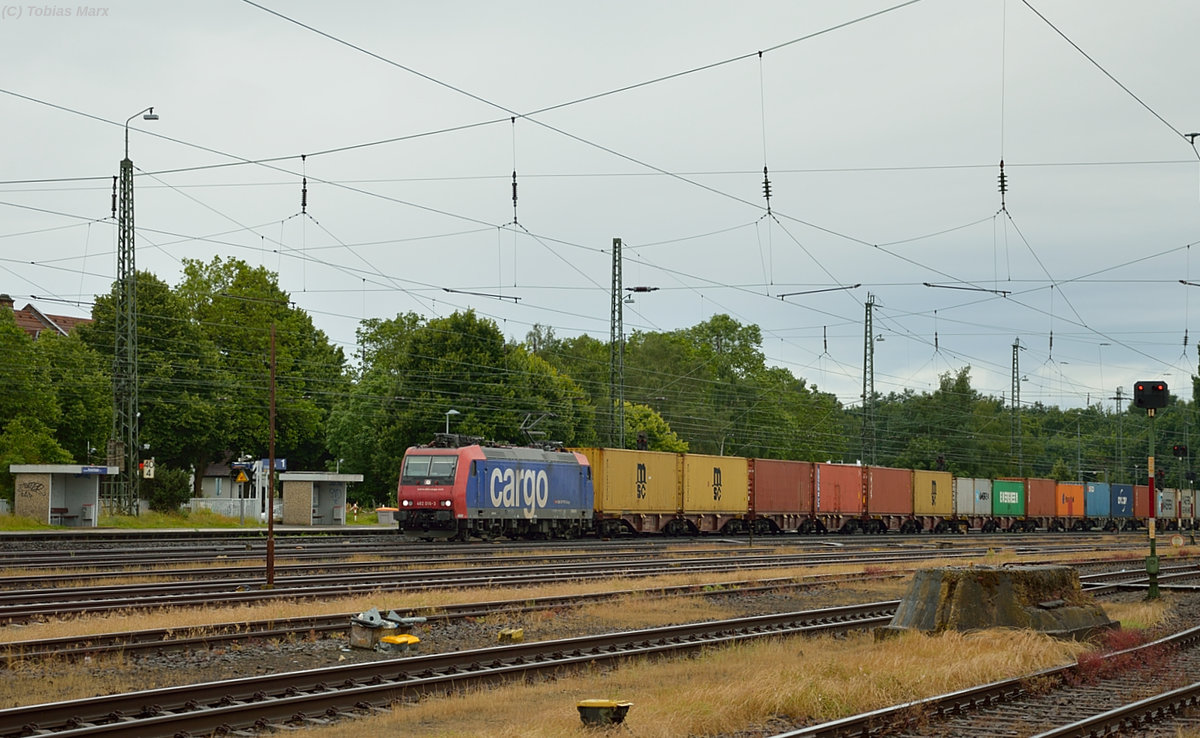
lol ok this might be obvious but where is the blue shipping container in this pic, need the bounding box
[466,456,593,519]
[1110,484,1134,519]
[1085,482,1110,518]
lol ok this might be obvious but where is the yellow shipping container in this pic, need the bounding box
[681,454,749,514]
[572,447,680,513]
[912,470,953,516]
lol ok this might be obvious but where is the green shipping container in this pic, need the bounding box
[992,479,1026,517]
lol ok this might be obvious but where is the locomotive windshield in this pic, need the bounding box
[400,454,458,485]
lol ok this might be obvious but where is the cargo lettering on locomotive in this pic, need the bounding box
[489,467,550,518]
[712,467,722,501]
[636,463,647,499]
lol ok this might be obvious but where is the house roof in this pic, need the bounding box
[1,294,92,339]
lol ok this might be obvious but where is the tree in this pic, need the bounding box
[0,309,59,433]
[37,331,111,464]
[330,310,595,501]
[79,271,226,495]
[176,257,347,476]
[622,401,687,452]
[0,417,72,501]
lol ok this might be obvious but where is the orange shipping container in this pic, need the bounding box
[749,458,814,516]
[1134,484,1151,519]
[913,470,954,516]
[815,463,864,515]
[1005,477,1056,517]
[1055,482,1084,518]
[866,466,912,516]
[681,454,748,514]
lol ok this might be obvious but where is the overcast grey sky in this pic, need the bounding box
[3,1,1199,411]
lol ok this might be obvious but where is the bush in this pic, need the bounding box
[142,466,192,513]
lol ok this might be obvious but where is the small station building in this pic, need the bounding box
[9,464,116,527]
[279,472,364,526]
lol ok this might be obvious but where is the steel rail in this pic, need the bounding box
[1,577,901,664]
[1031,679,1200,737]
[0,602,898,737]
[771,623,1200,737]
[0,549,978,624]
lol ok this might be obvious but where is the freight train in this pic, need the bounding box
[394,434,1197,540]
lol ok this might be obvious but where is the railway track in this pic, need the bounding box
[0,601,898,738]
[0,544,1183,625]
[3,563,1191,668]
[0,574,897,665]
[774,613,1200,737]
[0,536,1151,577]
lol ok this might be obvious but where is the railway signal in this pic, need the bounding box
[1134,381,1168,409]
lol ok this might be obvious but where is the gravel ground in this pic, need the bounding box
[30,581,897,694]
[9,579,1196,736]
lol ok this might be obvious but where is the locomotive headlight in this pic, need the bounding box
[401,499,412,507]
[441,499,453,507]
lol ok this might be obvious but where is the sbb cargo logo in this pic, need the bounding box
[998,490,1019,505]
[490,467,550,518]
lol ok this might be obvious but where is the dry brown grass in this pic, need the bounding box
[294,628,1091,738]
[0,565,907,645]
[0,543,1114,646]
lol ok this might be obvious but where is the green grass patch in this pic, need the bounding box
[0,513,55,531]
[98,509,264,529]
[346,510,379,525]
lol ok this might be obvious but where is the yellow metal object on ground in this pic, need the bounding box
[498,627,524,642]
[379,633,420,651]
[577,699,633,726]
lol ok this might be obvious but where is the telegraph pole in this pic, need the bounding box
[609,237,625,449]
[1011,339,1025,473]
[1110,387,1125,483]
[104,107,158,516]
[861,294,875,465]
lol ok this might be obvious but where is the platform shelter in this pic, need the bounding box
[279,472,363,526]
[10,464,115,527]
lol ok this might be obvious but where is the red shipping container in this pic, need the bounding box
[866,466,913,516]
[1134,484,1151,519]
[1024,478,1056,517]
[749,459,814,516]
[815,463,864,515]
[1055,482,1084,518]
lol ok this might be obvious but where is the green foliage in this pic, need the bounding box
[36,331,111,463]
[623,401,688,452]
[176,257,346,473]
[142,466,192,513]
[0,310,60,431]
[330,310,595,501]
[0,416,73,501]
[80,270,225,486]
[1048,458,1074,482]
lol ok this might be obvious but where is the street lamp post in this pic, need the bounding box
[445,409,460,434]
